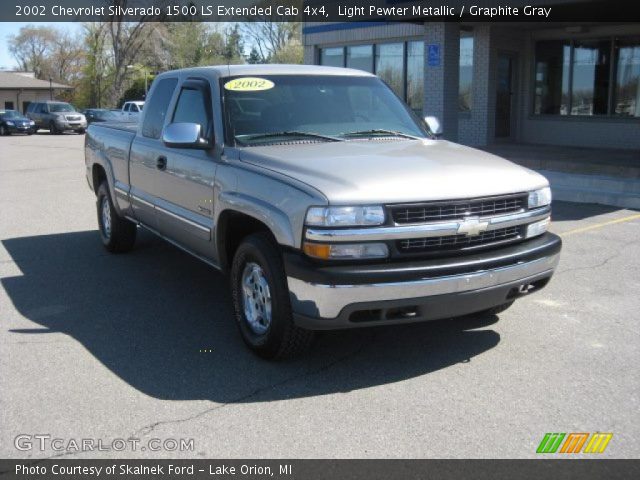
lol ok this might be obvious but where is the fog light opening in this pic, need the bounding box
[385,306,419,320]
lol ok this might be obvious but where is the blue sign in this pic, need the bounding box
[427,44,441,67]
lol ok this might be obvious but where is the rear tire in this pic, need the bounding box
[97,182,136,253]
[0,125,7,136]
[231,232,314,359]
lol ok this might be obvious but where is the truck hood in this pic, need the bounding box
[239,139,549,204]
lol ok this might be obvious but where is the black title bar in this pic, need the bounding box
[2,0,640,22]
[1,459,640,480]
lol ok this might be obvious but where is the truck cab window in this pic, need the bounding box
[141,78,178,139]
[172,87,210,137]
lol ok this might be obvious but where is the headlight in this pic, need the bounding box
[305,206,385,227]
[5,121,14,126]
[526,218,551,238]
[528,187,552,209]
[29,120,35,125]
[303,242,389,260]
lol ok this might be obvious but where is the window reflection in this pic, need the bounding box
[614,36,640,117]
[459,34,474,111]
[376,43,405,99]
[535,40,571,115]
[407,41,424,114]
[347,45,374,73]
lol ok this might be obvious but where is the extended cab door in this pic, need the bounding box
[153,78,216,259]
[128,77,179,229]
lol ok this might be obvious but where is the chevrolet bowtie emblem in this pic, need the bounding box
[457,217,489,236]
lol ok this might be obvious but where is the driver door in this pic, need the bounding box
[154,78,217,260]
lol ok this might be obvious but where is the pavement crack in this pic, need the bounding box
[131,331,377,438]
[555,241,635,276]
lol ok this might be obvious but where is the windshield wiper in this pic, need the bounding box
[340,129,422,140]
[237,131,342,145]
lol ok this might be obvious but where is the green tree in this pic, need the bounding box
[246,47,263,64]
[8,25,55,78]
[223,24,244,63]
[117,76,155,107]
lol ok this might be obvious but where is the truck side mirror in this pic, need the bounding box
[424,116,443,138]
[162,122,211,149]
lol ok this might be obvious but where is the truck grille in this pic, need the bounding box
[391,194,527,224]
[397,226,522,253]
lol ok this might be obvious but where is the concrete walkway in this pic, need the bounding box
[482,143,640,209]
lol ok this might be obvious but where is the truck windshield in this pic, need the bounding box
[222,75,428,146]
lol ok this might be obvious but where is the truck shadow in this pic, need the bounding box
[2,230,500,402]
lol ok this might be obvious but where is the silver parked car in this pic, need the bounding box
[85,65,561,359]
[26,101,87,134]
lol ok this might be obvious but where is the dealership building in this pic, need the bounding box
[0,71,72,113]
[303,0,640,207]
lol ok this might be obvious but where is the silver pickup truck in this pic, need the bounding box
[85,65,561,359]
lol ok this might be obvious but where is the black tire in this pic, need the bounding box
[0,125,7,136]
[480,301,515,316]
[231,232,314,359]
[76,128,86,134]
[49,121,60,135]
[96,182,136,253]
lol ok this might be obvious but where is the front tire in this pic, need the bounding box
[231,232,314,359]
[76,128,86,134]
[49,121,61,135]
[96,182,136,253]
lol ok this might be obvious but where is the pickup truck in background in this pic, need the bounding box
[119,100,144,122]
[85,65,561,359]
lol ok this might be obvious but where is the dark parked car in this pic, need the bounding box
[0,109,36,135]
[82,108,120,125]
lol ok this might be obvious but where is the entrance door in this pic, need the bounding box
[495,53,516,139]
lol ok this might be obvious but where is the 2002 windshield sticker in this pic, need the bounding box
[224,78,275,92]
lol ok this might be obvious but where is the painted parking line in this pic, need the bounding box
[560,213,640,237]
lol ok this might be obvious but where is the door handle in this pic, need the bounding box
[156,156,167,170]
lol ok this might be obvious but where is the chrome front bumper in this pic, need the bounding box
[287,252,559,324]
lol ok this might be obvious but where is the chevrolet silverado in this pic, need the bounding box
[84,65,561,359]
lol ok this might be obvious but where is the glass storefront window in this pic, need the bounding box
[459,34,474,111]
[571,39,611,115]
[614,36,640,117]
[406,41,424,114]
[347,45,374,73]
[320,47,344,68]
[535,36,640,117]
[375,43,405,99]
[534,40,571,115]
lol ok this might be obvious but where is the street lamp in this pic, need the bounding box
[49,78,53,100]
[126,65,148,99]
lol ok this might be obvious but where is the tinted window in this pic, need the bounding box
[142,78,178,139]
[172,87,210,136]
[320,47,344,67]
[347,45,373,73]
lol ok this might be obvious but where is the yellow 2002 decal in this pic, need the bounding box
[224,77,274,92]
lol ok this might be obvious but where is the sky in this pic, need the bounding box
[0,22,82,69]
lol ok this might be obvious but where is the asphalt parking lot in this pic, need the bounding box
[1,132,638,459]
